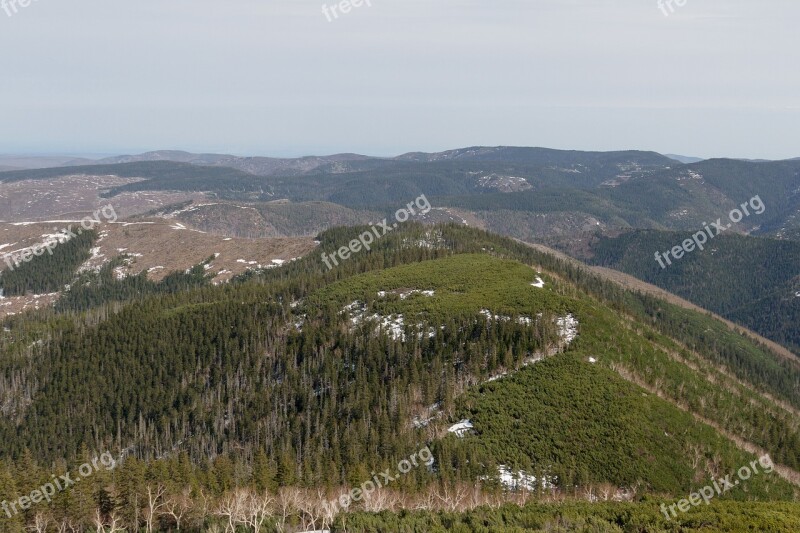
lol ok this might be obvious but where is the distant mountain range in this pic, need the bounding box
[664,153,705,164]
[2,145,799,357]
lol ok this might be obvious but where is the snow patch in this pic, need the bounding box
[480,309,536,326]
[530,276,545,288]
[343,301,432,341]
[377,289,435,299]
[493,466,557,491]
[448,420,474,438]
[556,314,579,344]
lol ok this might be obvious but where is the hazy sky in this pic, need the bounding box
[0,0,798,159]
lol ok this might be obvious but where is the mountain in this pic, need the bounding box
[3,146,800,365]
[0,155,95,170]
[665,153,705,164]
[580,230,800,354]
[10,148,796,242]
[1,223,798,531]
[69,150,383,176]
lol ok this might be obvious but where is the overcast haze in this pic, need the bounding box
[1,0,798,159]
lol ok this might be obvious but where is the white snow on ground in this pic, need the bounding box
[531,276,545,288]
[377,289,435,299]
[78,247,106,273]
[556,314,579,344]
[343,301,433,342]
[588,357,597,364]
[170,222,187,230]
[413,402,442,428]
[162,203,222,219]
[271,259,285,265]
[480,309,536,326]
[482,313,579,383]
[795,291,800,298]
[480,309,507,321]
[448,419,474,437]
[374,314,406,341]
[494,466,557,491]
[0,243,15,251]
[10,220,83,226]
[343,301,365,314]
[114,221,155,227]
[404,229,445,249]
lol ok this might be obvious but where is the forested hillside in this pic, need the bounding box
[0,230,96,296]
[1,223,798,531]
[588,230,800,354]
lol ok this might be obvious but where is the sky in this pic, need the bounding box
[0,0,798,159]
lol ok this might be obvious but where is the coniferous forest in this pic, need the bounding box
[0,223,798,531]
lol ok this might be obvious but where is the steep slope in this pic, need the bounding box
[586,230,800,354]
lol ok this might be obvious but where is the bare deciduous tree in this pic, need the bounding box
[362,488,400,513]
[144,484,167,533]
[434,483,470,512]
[216,488,250,533]
[27,511,51,533]
[164,487,194,530]
[243,489,275,533]
[106,512,126,533]
[275,487,302,533]
[296,489,324,531]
